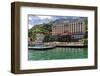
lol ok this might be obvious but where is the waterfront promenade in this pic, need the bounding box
[29,41,85,47]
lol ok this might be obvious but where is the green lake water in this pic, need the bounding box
[28,47,88,60]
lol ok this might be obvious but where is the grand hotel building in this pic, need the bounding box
[52,19,86,40]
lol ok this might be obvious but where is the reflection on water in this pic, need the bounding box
[28,47,88,60]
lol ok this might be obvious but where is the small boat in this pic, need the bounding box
[28,44,56,50]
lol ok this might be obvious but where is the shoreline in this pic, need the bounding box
[28,42,87,50]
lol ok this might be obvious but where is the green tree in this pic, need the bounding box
[28,22,53,41]
[82,18,88,46]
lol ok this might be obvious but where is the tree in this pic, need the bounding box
[28,22,53,42]
[82,18,88,46]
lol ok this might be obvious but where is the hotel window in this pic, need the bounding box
[74,23,76,33]
[69,24,71,33]
[72,24,74,33]
[73,23,75,33]
[78,22,81,33]
[80,22,82,32]
[76,23,77,32]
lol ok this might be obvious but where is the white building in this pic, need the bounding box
[52,18,86,40]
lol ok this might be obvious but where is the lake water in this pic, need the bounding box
[28,47,88,60]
